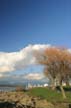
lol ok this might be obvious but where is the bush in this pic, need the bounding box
[15,86,25,92]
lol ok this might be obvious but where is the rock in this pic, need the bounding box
[0,92,70,108]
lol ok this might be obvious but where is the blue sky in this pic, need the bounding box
[0,0,71,83]
[0,0,71,52]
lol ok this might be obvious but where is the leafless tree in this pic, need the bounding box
[35,47,71,99]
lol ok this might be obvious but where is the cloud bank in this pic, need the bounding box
[0,73,45,82]
[0,44,51,73]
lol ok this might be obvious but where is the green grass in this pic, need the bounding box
[28,87,71,103]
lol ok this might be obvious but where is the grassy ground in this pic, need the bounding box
[28,87,71,103]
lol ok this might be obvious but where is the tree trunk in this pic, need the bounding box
[60,85,66,99]
[66,80,70,86]
[51,78,56,90]
[59,79,66,99]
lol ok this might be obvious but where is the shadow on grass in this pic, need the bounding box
[56,86,71,92]
[64,87,71,92]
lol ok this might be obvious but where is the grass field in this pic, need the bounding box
[28,87,71,103]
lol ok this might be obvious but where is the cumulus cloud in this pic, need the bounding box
[0,44,51,73]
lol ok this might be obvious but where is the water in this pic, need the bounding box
[0,87,16,92]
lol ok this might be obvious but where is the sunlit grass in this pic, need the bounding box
[28,87,71,103]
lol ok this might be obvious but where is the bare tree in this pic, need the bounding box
[35,47,71,99]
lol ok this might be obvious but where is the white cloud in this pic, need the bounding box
[0,72,44,81]
[24,73,44,80]
[0,73,11,78]
[0,74,4,78]
[0,44,51,73]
